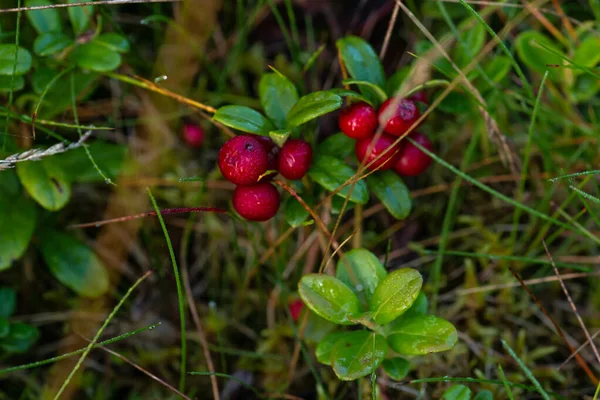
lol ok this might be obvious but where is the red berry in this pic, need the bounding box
[183,124,204,148]
[288,299,304,322]
[253,135,279,181]
[339,102,378,139]
[218,135,269,185]
[393,132,433,176]
[355,134,400,171]
[378,98,420,137]
[232,182,281,221]
[408,91,428,105]
[277,139,313,180]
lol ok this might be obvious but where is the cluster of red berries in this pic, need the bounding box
[338,95,433,176]
[218,135,313,221]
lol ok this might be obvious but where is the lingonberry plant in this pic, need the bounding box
[298,248,457,381]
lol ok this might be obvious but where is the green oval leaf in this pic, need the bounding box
[442,384,472,400]
[573,36,600,73]
[308,155,369,204]
[342,79,388,104]
[370,268,422,325]
[473,390,494,400]
[0,318,9,339]
[0,45,32,76]
[382,357,410,381]
[0,323,39,353]
[484,55,511,83]
[453,21,486,68]
[259,73,299,129]
[387,315,458,355]
[68,0,94,35]
[268,129,291,147]
[95,33,130,53]
[298,274,362,325]
[515,31,564,81]
[34,32,72,56]
[283,194,312,228]
[336,248,387,304]
[25,0,62,34]
[70,41,122,72]
[17,158,71,211]
[0,194,37,271]
[317,132,355,159]
[336,36,385,88]
[40,231,110,298]
[315,331,346,366]
[213,105,274,135]
[328,88,374,106]
[0,287,16,318]
[367,171,412,220]
[331,331,387,381]
[0,75,25,92]
[286,91,342,128]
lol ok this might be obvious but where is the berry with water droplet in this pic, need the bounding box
[183,124,204,148]
[378,98,420,136]
[339,102,377,139]
[277,139,313,180]
[355,134,400,171]
[232,182,281,221]
[218,135,269,185]
[393,132,433,176]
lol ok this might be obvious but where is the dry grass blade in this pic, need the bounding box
[0,131,92,170]
[0,0,181,13]
[507,266,599,385]
[379,0,401,59]
[543,241,600,366]
[559,330,600,370]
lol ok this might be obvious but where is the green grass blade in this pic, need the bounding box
[148,188,187,393]
[501,339,551,400]
[498,365,515,400]
[548,170,600,182]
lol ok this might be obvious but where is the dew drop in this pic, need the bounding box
[140,18,150,25]
[355,284,363,292]
[104,178,112,185]
[154,75,168,83]
[148,326,155,330]
[209,301,217,309]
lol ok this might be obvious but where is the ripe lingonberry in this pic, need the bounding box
[338,102,378,139]
[288,299,304,322]
[183,124,204,148]
[277,139,313,180]
[255,135,279,180]
[232,182,281,221]
[355,134,400,171]
[218,135,269,185]
[408,91,428,105]
[378,97,420,136]
[393,132,433,176]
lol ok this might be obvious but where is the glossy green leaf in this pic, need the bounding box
[336,36,385,88]
[403,291,428,318]
[0,45,32,76]
[0,287,16,318]
[283,194,312,228]
[298,274,362,325]
[68,0,94,35]
[95,33,130,53]
[336,248,387,303]
[259,73,299,129]
[573,36,600,73]
[0,318,9,339]
[331,195,354,215]
[0,75,25,92]
[367,171,412,220]
[328,88,374,106]
[454,22,486,68]
[213,105,274,135]
[342,79,388,104]
[70,41,122,72]
[315,331,346,365]
[442,384,472,400]
[53,141,128,183]
[17,158,71,211]
[515,31,564,81]
[286,91,342,128]
[331,331,387,381]
[268,129,290,148]
[25,0,62,34]
[370,268,422,325]
[308,155,369,204]
[382,357,410,381]
[387,315,458,355]
[484,56,511,83]
[473,390,493,400]
[0,193,36,271]
[38,70,99,118]
[34,32,72,56]
[317,132,355,159]
[40,231,110,298]
[0,323,39,353]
